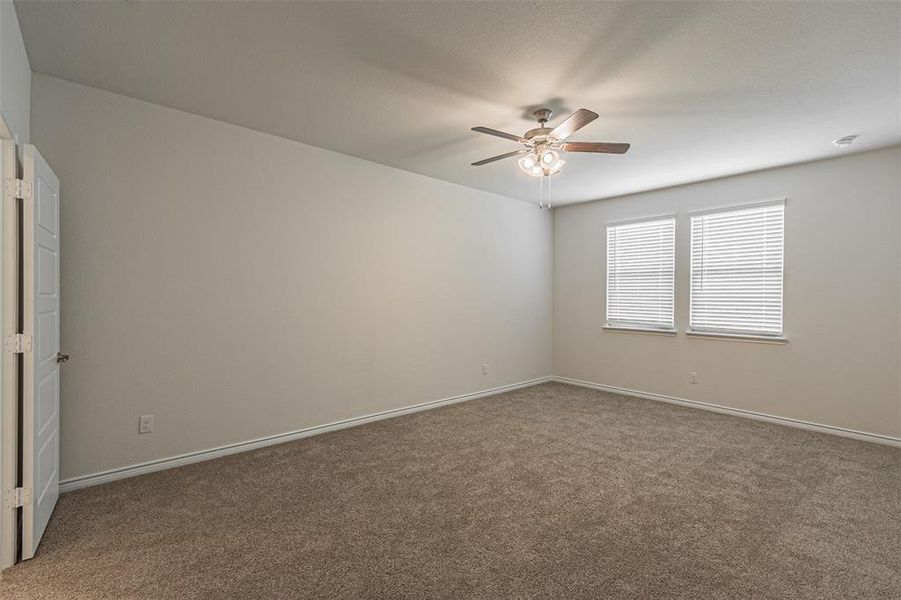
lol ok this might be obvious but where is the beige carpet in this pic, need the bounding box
[2,382,900,599]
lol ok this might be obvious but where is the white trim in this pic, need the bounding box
[59,377,552,493]
[603,325,676,336]
[0,137,18,571]
[688,196,786,217]
[685,331,788,344]
[552,376,901,448]
[604,212,676,227]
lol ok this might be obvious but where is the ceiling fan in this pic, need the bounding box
[470,108,629,177]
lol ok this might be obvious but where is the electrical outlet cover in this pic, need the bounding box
[139,415,154,434]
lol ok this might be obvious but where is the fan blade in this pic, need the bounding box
[549,109,599,140]
[562,142,630,154]
[471,150,527,166]
[471,127,526,143]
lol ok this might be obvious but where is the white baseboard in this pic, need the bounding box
[59,374,899,493]
[552,376,901,448]
[59,376,552,493]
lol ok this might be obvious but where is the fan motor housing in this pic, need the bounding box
[524,127,553,140]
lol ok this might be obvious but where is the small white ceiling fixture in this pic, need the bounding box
[832,135,859,148]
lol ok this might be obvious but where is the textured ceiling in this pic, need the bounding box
[15,1,901,206]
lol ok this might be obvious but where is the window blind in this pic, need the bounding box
[606,217,675,329]
[690,201,784,336]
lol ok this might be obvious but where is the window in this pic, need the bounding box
[690,200,785,337]
[606,216,675,330]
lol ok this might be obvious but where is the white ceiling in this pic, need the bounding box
[15,1,901,206]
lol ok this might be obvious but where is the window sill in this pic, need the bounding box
[686,331,788,345]
[603,326,677,336]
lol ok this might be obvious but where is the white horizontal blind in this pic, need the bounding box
[690,201,785,336]
[606,217,675,329]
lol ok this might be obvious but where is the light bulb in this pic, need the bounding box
[518,154,545,177]
[546,158,566,175]
[541,150,559,166]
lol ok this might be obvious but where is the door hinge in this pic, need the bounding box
[4,177,31,201]
[15,179,30,200]
[6,333,32,353]
[4,487,31,509]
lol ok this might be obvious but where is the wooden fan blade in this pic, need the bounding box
[562,142,630,154]
[471,127,526,143]
[549,108,599,140]
[471,150,527,166]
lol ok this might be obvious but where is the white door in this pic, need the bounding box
[21,144,60,560]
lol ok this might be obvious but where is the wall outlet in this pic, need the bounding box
[481,363,488,376]
[138,415,154,434]
[689,372,700,384]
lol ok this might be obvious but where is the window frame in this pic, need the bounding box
[604,213,677,333]
[688,198,787,340]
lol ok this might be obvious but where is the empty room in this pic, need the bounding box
[0,1,899,598]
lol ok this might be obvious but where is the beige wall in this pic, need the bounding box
[31,74,554,481]
[554,146,901,438]
[0,0,30,143]
[28,71,901,483]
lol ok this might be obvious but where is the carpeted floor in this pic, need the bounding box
[2,382,900,599]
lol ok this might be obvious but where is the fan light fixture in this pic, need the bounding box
[470,107,631,209]
[517,149,566,177]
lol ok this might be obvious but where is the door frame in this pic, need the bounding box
[0,121,19,570]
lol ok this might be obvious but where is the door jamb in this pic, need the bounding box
[0,113,20,570]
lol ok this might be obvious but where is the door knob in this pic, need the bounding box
[56,353,70,364]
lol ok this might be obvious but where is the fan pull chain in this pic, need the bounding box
[546,172,552,211]
[537,173,552,211]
